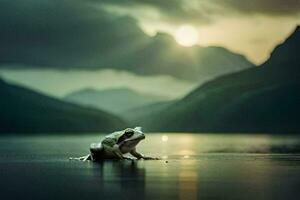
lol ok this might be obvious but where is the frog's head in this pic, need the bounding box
[119,127,145,152]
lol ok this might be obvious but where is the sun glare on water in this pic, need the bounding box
[175,25,199,47]
[162,135,169,142]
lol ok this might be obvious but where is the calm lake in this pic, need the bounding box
[1,133,300,200]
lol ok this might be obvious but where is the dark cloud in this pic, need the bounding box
[95,0,184,12]
[0,0,289,81]
[0,0,148,67]
[96,0,214,24]
[216,0,300,16]
[95,0,300,25]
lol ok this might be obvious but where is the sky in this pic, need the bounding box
[0,0,299,98]
[0,0,299,65]
[100,0,300,64]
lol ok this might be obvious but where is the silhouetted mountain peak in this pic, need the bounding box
[263,25,300,71]
[286,25,300,43]
[70,88,99,95]
[64,87,169,115]
[66,87,169,100]
[67,87,139,97]
[152,32,176,44]
[294,25,300,33]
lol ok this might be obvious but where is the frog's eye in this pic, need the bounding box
[124,130,134,137]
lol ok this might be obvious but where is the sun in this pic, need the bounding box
[175,25,199,47]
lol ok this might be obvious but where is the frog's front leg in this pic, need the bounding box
[111,145,135,160]
[111,144,125,159]
[130,148,160,160]
[130,148,143,159]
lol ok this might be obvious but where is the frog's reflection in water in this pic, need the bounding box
[91,160,146,199]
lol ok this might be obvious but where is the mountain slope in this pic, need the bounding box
[109,33,254,81]
[138,26,300,133]
[125,100,174,122]
[64,88,169,115]
[0,79,127,133]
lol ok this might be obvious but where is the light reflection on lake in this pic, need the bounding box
[0,133,300,200]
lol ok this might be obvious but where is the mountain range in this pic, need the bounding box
[105,33,254,81]
[135,26,300,134]
[0,79,127,133]
[64,88,169,115]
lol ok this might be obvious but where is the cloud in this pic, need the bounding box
[96,0,300,25]
[97,0,215,24]
[0,0,295,81]
[0,0,254,82]
[0,0,148,67]
[215,0,300,16]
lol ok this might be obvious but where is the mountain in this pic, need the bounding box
[125,100,174,122]
[137,26,300,133]
[0,79,127,133]
[108,32,254,81]
[64,88,169,115]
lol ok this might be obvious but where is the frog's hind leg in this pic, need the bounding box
[81,154,91,161]
[69,154,91,161]
[90,143,105,161]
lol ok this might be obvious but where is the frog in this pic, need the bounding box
[71,127,158,161]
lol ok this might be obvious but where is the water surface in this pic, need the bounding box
[1,133,300,200]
